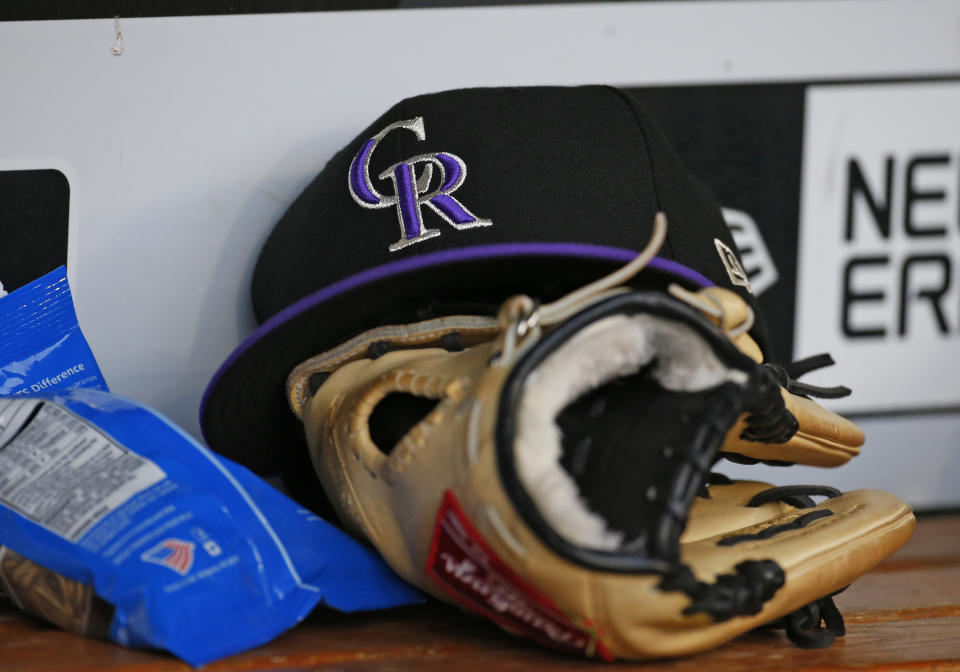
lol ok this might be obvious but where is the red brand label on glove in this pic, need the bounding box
[426,490,612,661]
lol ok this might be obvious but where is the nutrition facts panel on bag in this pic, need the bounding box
[0,399,166,542]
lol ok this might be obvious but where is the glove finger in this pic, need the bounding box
[686,287,864,467]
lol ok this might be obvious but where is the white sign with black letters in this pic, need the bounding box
[797,82,960,414]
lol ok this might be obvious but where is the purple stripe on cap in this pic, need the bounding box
[648,256,714,288]
[201,243,714,416]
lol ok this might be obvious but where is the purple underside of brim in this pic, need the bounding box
[199,243,715,423]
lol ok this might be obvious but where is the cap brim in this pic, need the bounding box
[200,243,715,477]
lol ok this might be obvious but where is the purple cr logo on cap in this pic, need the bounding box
[348,117,493,252]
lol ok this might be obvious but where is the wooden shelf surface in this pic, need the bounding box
[2,514,959,671]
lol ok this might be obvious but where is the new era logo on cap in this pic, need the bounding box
[349,117,493,252]
[721,207,779,297]
[714,238,753,293]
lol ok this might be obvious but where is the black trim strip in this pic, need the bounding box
[0,0,592,21]
[0,1,398,21]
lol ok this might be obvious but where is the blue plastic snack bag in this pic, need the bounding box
[0,266,108,396]
[0,388,421,666]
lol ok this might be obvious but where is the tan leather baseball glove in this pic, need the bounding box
[287,215,913,659]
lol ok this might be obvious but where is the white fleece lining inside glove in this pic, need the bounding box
[515,314,748,552]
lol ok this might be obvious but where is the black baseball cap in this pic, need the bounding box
[200,85,768,481]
